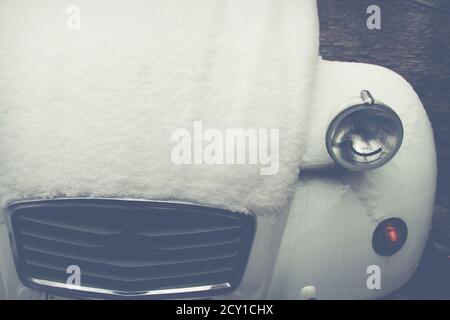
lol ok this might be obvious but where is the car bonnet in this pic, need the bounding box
[0,0,319,216]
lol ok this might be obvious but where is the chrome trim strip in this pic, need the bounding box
[29,278,231,297]
[8,197,244,214]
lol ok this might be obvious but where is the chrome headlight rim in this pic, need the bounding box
[326,92,404,172]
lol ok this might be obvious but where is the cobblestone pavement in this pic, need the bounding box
[318,0,450,299]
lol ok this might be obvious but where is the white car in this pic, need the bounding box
[0,0,436,299]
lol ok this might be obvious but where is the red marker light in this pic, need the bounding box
[372,218,407,256]
[385,225,399,242]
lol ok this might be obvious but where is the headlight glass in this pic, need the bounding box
[326,92,403,171]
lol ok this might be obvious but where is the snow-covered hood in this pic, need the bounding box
[0,0,319,216]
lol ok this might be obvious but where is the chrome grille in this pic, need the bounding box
[9,199,255,299]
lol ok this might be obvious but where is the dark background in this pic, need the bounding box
[318,0,450,298]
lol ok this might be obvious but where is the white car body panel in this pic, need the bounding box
[0,58,436,299]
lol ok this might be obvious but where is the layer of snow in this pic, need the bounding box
[0,0,319,216]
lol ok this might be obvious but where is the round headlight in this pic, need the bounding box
[326,91,403,171]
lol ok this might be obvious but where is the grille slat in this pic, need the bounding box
[26,261,235,283]
[10,199,255,298]
[21,235,241,260]
[19,217,243,246]
[22,243,240,267]
[158,238,241,250]
[19,215,242,237]
[24,251,237,277]
[18,216,121,236]
[20,231,109,249]
[20,227,243,251]
[136,225,242,237]
[21,231,242,251]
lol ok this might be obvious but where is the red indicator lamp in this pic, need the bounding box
[385,225,399,243]
[372,218,407,256]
